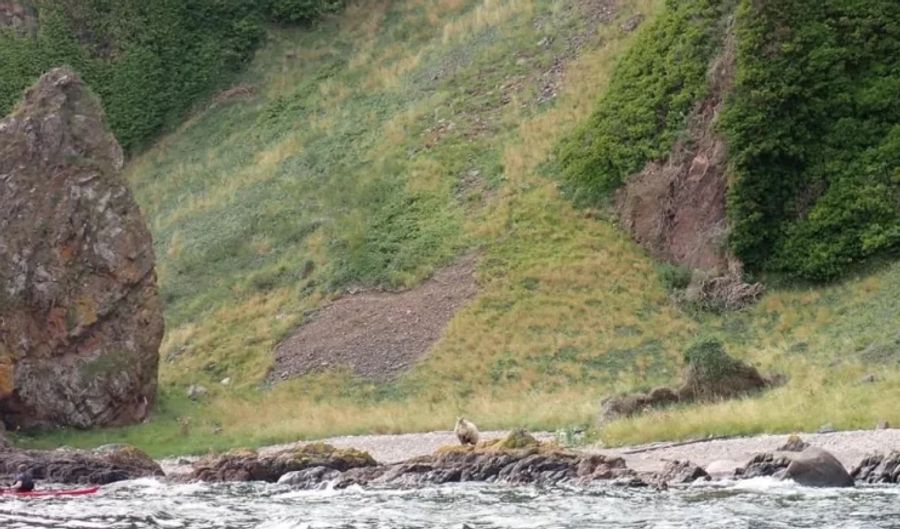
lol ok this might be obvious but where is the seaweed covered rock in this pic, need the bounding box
[0,67,163,429]
[191,443,377,482]
[0,444,163,484]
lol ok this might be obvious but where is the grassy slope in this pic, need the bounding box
[14,0,900,456]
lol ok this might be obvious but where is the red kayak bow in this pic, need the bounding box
[0,486,100,498]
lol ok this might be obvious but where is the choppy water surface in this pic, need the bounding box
[1,478,899,529]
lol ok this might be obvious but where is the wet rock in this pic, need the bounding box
[736,440,852,488]
[784,447,853,488]
[734,436,808,479]
[278,432,642,489]
[0,67,163,429]
[734,453,793,479]
[851,452,900,484]
[277,466,341,488]
[0,444,163,484]
[655,460,710,485]
[191,443,377,482]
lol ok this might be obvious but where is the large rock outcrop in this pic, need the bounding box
[0,444,164,484]
[190,433,644,489]
[0,67,163,428]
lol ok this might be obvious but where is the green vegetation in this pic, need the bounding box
[266,0,344,24]
[723,0,900,281]
[8,0,900,456]
[681,336,739,380]
[0,0,342,151]
[556,0,734,204]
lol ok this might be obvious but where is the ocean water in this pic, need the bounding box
[1,477,899,529]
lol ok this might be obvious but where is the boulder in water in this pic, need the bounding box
[783,447,853,488]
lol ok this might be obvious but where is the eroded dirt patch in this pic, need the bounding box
[615,23,736,271]
[271,257,478,381]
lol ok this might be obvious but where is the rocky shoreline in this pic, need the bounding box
[5,428,900,489]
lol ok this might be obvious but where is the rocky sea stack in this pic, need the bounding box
[0,67,163,429]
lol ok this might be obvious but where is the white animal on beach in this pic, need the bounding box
[454,416,480,446]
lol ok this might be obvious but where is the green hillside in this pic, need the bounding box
[10,0,900,456]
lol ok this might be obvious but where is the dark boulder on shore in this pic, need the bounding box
[654,460,710,486]
[735,437,853,488]
[851,452,900,484]
[783,447,853,488]
[0,444,163,484]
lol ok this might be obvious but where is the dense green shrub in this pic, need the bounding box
[556,0,734,204]
[266,0,344,24]
[0,0,342,151]
[682,336,742,380]
[723,0,900,280]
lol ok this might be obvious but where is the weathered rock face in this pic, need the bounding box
[0,67,163,429]
[0,444,164,484]
[851,452,900,484]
